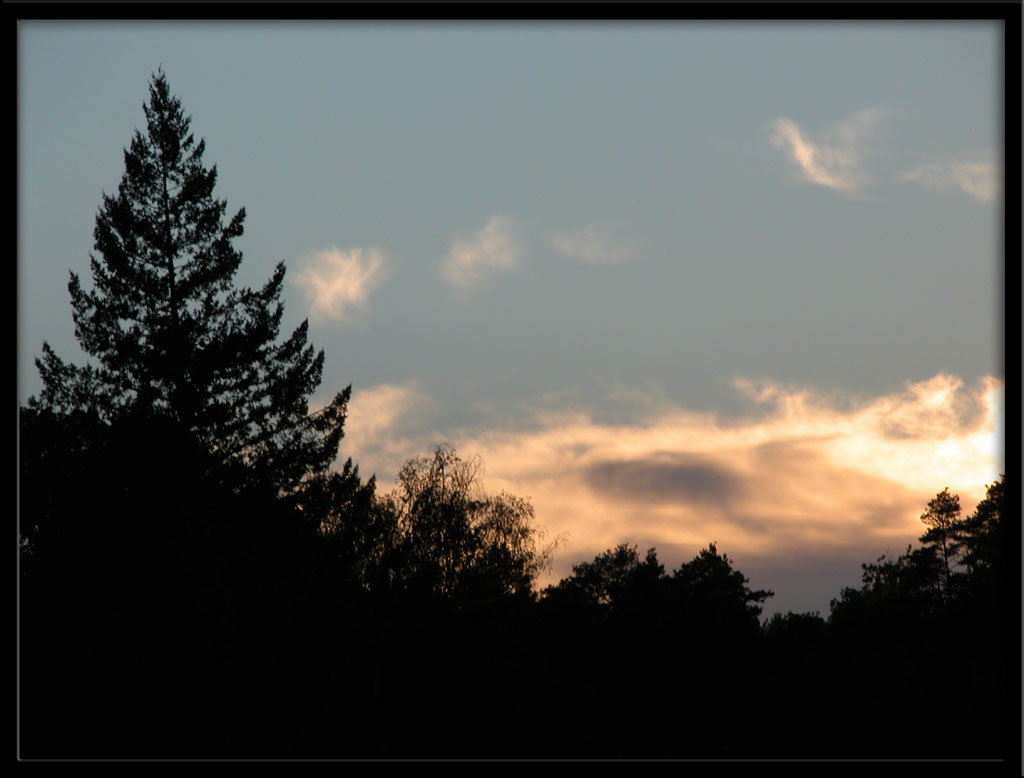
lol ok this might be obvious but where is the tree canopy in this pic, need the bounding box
[376,444,558,606]
[29,67,349,499]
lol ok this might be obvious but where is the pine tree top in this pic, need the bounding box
[30,68,353,498]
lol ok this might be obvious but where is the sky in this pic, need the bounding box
[18,20,1006,617]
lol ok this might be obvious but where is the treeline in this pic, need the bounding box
[18,71,1009,760]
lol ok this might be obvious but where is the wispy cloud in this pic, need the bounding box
[901,153,1002,203]
[551,225,632,264]
[441,215,519,290]
[337,381,433,479]
[770,109,883,193]
[352,373,1003,610]
[293,246,387,320]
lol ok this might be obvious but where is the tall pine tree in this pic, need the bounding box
[29,68,350,498]
[20,71,376,758]
[918,487,964,601]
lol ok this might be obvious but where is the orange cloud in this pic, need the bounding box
[338,381,433,478]
[341,373,1003,610]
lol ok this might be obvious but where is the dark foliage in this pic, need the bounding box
[19,69,371,758]
[28,67,350,500]
[373,444,559,608]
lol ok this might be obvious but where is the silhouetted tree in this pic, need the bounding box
[542,542,664,613]
[821,479,1009,759]
[27,68,350,500]
[828,544,943,635]
[959,475,1005,585]
[671,542,773,635]
[302,464,389,593]
[543,541,772,635]
[918,487,965,601]
[19,69,372,759]
[379,444,557,606]
[948,474,1007,752]
[763,609,827,643]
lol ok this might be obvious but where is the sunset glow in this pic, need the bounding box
[343,372,1003,604]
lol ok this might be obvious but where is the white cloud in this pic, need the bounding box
[551,225,632,264]
[770,109,883,193]
[441,215,519,289]
[901,154,1002,203]
[293,246,387,321]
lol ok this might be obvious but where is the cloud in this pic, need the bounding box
[352,372,1003,613]
[338,381,432,479]
[770,109,883,193]
[441,215,519,289]
[901,154,1002,203]
[583,455,744,506]
[551,225,632,264]
[292,246,387,320]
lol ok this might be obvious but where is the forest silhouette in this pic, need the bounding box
[18,70,1010,761]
